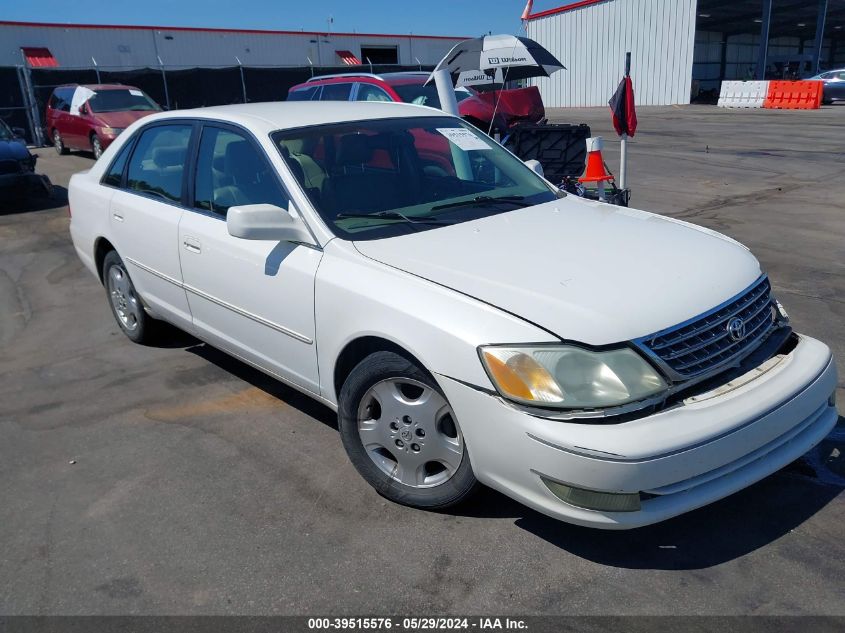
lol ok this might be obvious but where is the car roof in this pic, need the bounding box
[379,72,431,86]
[303,71,430,87]
[142,101,452,133]
[55,84,141,91]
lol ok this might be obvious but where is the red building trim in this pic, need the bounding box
[0,20,467,41]
[526,0,608,20]
[21,46,58,67]
[336,50,362,65]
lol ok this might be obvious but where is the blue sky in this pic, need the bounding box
[3,0,566,37]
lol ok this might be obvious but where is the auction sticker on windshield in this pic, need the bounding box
[436,128,491,150]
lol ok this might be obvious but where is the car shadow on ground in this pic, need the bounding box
[0,184,68,215]
[183,341,339,431]
[163,337,844,571]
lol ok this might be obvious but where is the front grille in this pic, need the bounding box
[637,276,776,379]
[0,159,21,175]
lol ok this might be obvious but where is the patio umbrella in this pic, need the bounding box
[427,34,565,85]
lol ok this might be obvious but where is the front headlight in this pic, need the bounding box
[100,127,124,136]
[479,344,667,410]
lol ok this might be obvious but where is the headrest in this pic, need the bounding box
[224,140,254,169]
[337,134,373,166]
[151,145,186,169]
[286,139,306,155]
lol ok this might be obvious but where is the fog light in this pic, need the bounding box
[541,477,641,512]
[830,391,837,408]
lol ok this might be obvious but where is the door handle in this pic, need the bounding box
[112,212,124,222]
[183,237,202,254]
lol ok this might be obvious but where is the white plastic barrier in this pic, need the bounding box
[717,80,769,108]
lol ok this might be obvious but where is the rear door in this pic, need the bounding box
[108,121,194,329]
[178,122,322,392]
[52,88,75,146]
[65,87,92,149]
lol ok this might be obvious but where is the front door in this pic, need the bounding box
[178,123,322,392]
[109,122,193,329]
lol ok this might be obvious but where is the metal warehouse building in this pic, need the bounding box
[0,20,463,69]
[0,21,466,144]
[525,0,845,107]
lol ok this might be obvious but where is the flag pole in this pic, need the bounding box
[619,52,631,191]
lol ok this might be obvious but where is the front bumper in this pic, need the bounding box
[439,333,838,529]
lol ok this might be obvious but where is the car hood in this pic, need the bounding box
[353,198,762,345]
[0,139,31,161]
[93,110,157,128]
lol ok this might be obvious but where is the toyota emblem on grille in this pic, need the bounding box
[727,317,746,342]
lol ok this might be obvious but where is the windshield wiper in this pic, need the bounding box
[430,195,530,212]
[335,211,453,225]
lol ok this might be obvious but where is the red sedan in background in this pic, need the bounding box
[46,84,161,159]
[288,71,545,133]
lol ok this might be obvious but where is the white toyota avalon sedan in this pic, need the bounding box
[68,102,838,529]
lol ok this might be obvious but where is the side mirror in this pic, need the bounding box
[79,103,89,115]
[227,203,316,245]
[524,159,544,178]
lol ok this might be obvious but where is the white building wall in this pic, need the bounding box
[0,22,462,69]
[526,0,697,107]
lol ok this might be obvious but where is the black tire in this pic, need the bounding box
[338,351,478,509]
[101,250,158,344]
[53,129,69,155]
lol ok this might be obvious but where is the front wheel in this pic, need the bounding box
[53,129,68,155]
[338,351,478,509]
[91,135,103,160]
[102,251,157,344]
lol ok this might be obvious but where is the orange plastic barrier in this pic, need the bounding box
[763,80,824,110]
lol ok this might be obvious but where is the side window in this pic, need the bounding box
[125,124,192,203]
[194,126,289,217]
[355,84,393,102]
[320,83,352,101]
[49,92,59,110]
[57,88,71,112]
[102,139,134,187]
[288,86,318,101]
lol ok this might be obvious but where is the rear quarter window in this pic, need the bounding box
[102,139,134,188]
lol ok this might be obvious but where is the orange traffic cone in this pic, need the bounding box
[578,137,614,201]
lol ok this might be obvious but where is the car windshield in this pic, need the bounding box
[0,120,12,140]
[273,116,557,241]
[88,89,161,113]
[391,84,473,108]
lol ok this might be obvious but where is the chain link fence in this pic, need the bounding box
[1,63,433,145]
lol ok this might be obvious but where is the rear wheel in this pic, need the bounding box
[91,135,103,160]
[338,351,478,509]
[53,129,68,155]
[102,251,157,344]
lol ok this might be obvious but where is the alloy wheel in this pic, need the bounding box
[107,264,141,332]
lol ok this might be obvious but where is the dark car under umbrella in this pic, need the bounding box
[428,34,565,85]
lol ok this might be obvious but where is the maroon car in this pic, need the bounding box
[46,84,161,159]
[288,72,545,133]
